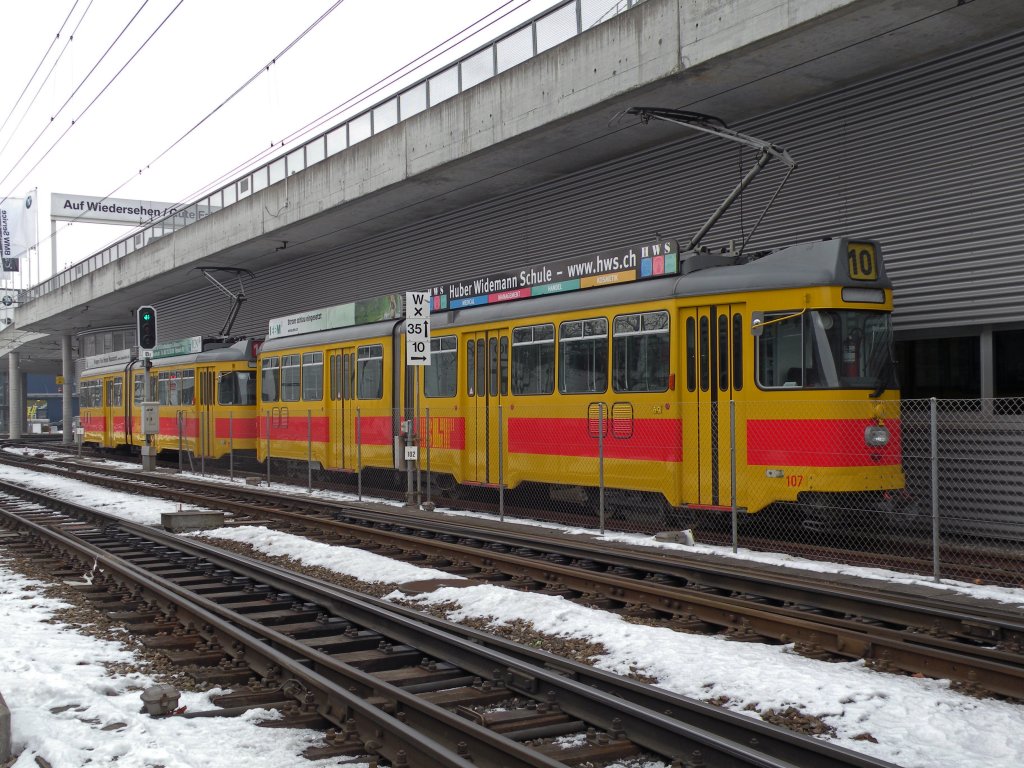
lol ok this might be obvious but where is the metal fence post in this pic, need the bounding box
[931,397,940,582]
[177,411,183,473]
[426,407,431,505]
[598,402,605,535]
[229,411,234,481]
[498,405,504,523]
[731,400,738,554]
[266,412,271,487]
[307,409,313,493]
[357,407,362,501]
[200,412,206,477]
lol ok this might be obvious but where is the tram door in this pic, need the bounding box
[686,304,745,508]
[197,367,216,457]
[105,377,122,447]
[327,347,358,471]
[466,329,508,485]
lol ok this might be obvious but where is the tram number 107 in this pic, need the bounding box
[847,242,878,281]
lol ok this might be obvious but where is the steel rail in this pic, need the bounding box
[0,481,897,768]
[4,453,1024,698]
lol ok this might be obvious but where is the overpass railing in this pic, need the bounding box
[23,0,646,305]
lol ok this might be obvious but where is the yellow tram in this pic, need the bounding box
[79,337,259,459]
[255,237,906,523]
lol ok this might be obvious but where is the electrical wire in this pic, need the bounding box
[0,0,97,164]
[40,0,534,259]
[0,1,184,208]
[112,0,534,241]
[0,1,153,193]
[0,0,83,141]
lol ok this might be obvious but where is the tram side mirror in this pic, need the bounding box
[750,311,764,337]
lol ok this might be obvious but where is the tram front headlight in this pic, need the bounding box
[865,424,890,447]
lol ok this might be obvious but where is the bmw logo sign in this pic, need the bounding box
[24,194,32,210]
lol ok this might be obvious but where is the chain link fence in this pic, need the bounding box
[183,397,1024,588]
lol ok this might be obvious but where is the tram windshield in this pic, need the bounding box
[756,309,895,392]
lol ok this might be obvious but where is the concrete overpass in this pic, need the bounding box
[3,0,1022,425]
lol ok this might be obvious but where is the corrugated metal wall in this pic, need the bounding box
[154,29,1024,341]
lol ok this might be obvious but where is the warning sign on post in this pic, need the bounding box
[405,291,431,366]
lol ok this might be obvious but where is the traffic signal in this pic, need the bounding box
[137,306,157,350]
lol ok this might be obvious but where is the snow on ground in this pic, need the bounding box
[0,564,369,768]
[2,450,1024,766]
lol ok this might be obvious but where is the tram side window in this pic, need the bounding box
[559,317,608,394]
[302,352,323,401]
[80,381,98,408]
[261,357,280,402]
[180,369,195,406]
[357,344,383,400]
[281,354,301,402]
[612,311,669,393]
[109,379,122,407]
[219,372,257,405]
[511,324,553,395]
[424,336,457,397]
[158,371,174,405]
[134,374,146,405]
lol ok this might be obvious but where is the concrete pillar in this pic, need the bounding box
[62,335,74,444]
[8,351,19,439]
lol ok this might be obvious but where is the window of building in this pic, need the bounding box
[994,330,1024,398]
[424,336,457,397]
[612,311,669,392]
[895,336,979,399]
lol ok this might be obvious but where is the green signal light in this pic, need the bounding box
[142,313,152,320]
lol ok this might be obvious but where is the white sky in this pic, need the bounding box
[2,449,1024,767]
[0,0,559,285]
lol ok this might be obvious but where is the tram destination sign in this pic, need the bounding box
[430,240,679,311]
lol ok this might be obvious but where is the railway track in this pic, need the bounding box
[36,439,1024,587]
[2,449,1023,703]
[0,480,895,768]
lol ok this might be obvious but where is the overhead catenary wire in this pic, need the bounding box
[0,0,181,208]
[0,1,153,193]
[34,0,535,261]
[0,0,84,144]
[170,0,533,214]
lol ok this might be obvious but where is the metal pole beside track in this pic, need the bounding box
[307,409,313,493]
[266,413,271,488]
[229,411,234,481]
[177,412,183,473]
[357,407,362,501]
[931,397,940,582]
[731,400,738,554]
[598,402,605,535]
[426,407,431,505]
[498,405,504,523]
